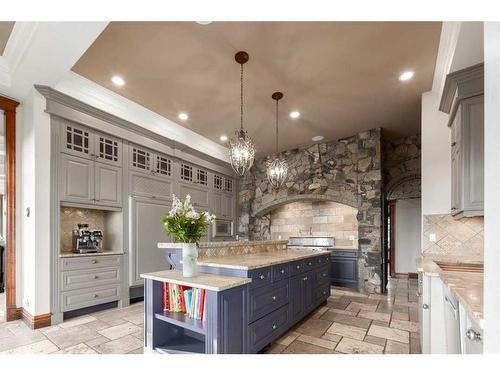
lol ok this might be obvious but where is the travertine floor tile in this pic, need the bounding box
[94,335,143,354]
[276,331,300,346]
[390,319,419,333]
[364,335,386,347]
[391,311,409,321]
[1,339,59,354]
[85,335,110,348]
[327,322,366,341]
[295,318,332,338]
[42,325,101,350]
[385,340,410,354]
[55,343,97,354]
[98,322,141,340]
[58,315,97,329]
[264,343,287,354]
[357,311,391,323]
[321,311,372,329]
[335,337,383,354]
[321,333,342,343]
[346,302,377,312]
[368,325,409,344]
[282,340,335,354]
[296,334,338,350]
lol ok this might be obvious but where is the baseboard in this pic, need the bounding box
[6,306,23,321]
[21,309,52,329]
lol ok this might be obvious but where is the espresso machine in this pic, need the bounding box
[72,223,103,254]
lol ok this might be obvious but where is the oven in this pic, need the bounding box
[212,219,234,238]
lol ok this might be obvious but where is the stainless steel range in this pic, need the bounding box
[287,236,335,250]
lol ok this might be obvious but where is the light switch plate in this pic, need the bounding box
[429,233,437,242]
[349,235,355,241]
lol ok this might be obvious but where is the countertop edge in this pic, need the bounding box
[140,272,251,292]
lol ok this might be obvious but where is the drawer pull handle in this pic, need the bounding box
[322,273,327,277]
[93,294,99,298]
[296,265,300,269]
[280,269,285,274]
[466,329,482,342]
[318,260,322,263]
[93,275,99,279]
[92,260,98,264]
[259,275,265,280]
[308,262,312,266]
[422,303,429,310]
[323,291,326,295]
[272,323,277,330]
[303,276,308,281]
[272,296,277,301]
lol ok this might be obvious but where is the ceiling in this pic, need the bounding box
[72,22,441,156]
[0,22,15,55]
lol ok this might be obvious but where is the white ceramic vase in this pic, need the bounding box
[182,243,198,277]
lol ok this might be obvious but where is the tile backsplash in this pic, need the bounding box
[269,201,358,248]
[60,207,105,253]
[422,214,483,259]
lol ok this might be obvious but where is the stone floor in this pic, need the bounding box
[0,278,419,354]
[264,277,420,354]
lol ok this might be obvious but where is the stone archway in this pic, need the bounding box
[385,172,421,201]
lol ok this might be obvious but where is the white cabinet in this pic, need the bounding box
[94,131,122,167]
[418,272,431,354]
[129,197,172,287]
[440,63,484,219]
[459,303,483,354]
[420,274,447,354]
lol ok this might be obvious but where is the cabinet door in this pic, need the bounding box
[129,198,172,287]
[289,274,304,323]
[94,132,122,167]
[129,171,173,201]
[303,271,315,312]
[129,145,153,173]
[211,192,223,217]
[152,153,173,179]
[221,194,234,219]
[60,153,94,204]
[462,95,484,214]
[451,149,462,215]
[179,183,209,208]
[330,257,358,288]
[95,162,123,207]
[61,121,93,159]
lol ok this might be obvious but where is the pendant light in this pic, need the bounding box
[229,51,256,177]
[266,92,288,189]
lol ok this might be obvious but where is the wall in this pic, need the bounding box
[383,134,421,200]
[269,201,358,248]
[395,199,421,273]
[239,128,383,292]
[484,21,500,353]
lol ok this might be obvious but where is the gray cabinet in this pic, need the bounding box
[60,153,94,204]
[129,197,172,287]
[330,250,358,289]
[60,154,123,208]
[440,63,484,218]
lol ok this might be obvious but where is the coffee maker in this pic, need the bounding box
[72,223,103,254]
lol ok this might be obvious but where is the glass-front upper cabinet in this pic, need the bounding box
[94,132,122,167]
[130,145,153,173]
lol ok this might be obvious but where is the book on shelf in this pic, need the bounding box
[162,282,206,320]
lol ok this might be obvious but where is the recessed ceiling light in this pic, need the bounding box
[178,113,189,121]
[111,76,125,86]
[312,135,324,142]
[219,135,228,142]
[196,21,212,25]
[290,111,301,119]
[399,71,414,81]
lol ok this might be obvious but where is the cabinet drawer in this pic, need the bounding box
[290,260,305,276]
[61,284,121,312]
[315,254,330,268]
[61,267,121,292]
[331,250,357,258]
[60,255,121,271]
[248,304,289,353]
[315,265,330,286]
[315,283,330,302]
[272,263,291,281]
[248,280,289,323]
[303,257,316,271]
[248,267,272,290]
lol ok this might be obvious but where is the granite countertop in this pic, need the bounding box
[417,255,484,327]
[196,249,331,270]
[158,240,288,249]
[140,269,251,292]
[59,250,125,258]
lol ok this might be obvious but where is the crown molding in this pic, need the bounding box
[432,22,462,96]
[2,22,39,74]
[55,71,230,163]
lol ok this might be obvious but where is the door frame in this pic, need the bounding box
[1,95,20,321]
[387,200,397,278]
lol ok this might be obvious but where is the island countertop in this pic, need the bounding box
[140,269,251,292]
[196,249,332,270]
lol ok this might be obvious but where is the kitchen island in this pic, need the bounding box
[143,240,332,354]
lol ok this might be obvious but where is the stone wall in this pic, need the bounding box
[269,201,358,248]
[383,134,421,200]
[238,128,383,292]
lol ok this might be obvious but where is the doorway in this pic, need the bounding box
[387,198,421,278]
[0,95,19,322]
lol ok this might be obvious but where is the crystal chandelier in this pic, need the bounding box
[266,92,288,189]
[229,51,255,177]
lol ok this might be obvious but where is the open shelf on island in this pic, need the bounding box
[155,335,206,354]
[155,310,206,335]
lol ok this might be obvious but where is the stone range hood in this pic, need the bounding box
[238,128,383,293]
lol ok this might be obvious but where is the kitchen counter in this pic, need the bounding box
[59,250,125,258]
[417,256,483,326]
[140,269,251,291]
[196,249,332,270]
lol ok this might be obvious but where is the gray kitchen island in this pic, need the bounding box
[142,241,332,354]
